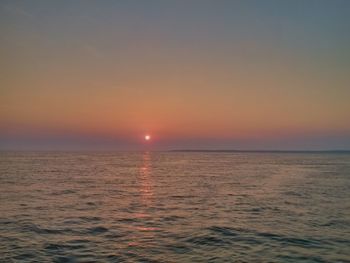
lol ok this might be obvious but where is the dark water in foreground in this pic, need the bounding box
[1,152,350,262]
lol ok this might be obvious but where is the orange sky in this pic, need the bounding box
[1,1,350,150]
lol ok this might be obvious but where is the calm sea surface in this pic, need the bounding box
[1,152,350,262]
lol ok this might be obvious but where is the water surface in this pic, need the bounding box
[1,152,350,262]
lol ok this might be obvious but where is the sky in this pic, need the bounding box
[1,0,350,150]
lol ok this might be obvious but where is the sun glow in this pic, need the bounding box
[144,135,151,141]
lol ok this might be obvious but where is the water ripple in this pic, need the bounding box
[1,152,350,262]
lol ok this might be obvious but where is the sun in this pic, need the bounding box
[144,135,151,141]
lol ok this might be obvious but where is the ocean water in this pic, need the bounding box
[1,152,350,263]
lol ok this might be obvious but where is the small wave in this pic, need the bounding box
[321,219,350,227]
[256,232,324,248]
[186,235,230,246]
[87,226,108,234]
[44,242,86,251]
[22,223,77,235]
[208,226,326,248]
[13,253,36,260]
[78,216,101,222]
[209,226,239,237]
[170,195,196,199]
[162,215,184,222]
[117,217,139,223]
[51,189,76,195]
[165,244,192,254]
[104,232,124,239]
[44,243,64,250]
[53,256,76,263]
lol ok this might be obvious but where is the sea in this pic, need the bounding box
[0,151,349,262]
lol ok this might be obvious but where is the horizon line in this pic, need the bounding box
[1,149,350,153]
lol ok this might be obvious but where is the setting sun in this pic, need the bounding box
[144,135,151,141]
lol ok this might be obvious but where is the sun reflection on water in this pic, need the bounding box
[127,152,157,248]
[138,151,154,205]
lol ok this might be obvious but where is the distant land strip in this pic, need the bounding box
[169,150,350,154]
